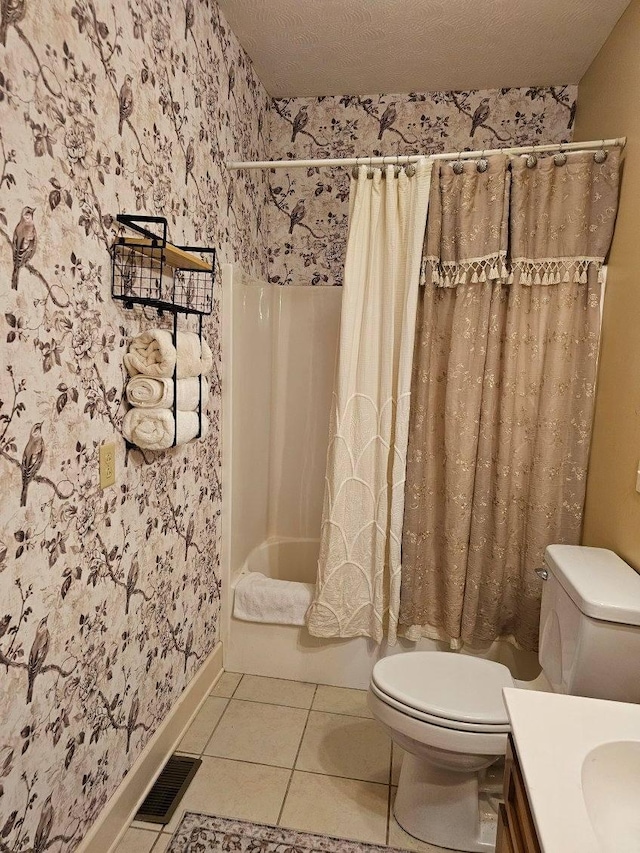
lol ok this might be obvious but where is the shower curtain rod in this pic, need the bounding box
[227,137,626,171]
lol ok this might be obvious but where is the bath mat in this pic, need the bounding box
[166,813,406,853]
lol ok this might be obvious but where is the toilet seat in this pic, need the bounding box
[372,652,514,733]
[370,682,511,733]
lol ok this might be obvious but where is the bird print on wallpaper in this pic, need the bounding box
[11,205,37,290]
[291,105,309,142]
[289,199,305,234]
[118,74,134,136]
[184,517,194,559]
[184,0,194,40]
[125,560,139,616]
[183,626,194,673]
[126,692,140,752]
[0,0,26,46]
[185,137,194,186]
[26,615,49,704]
[32,794,54,853]
[470,98,491,136]
[228,64,235,99]
[20,422,44,507]
[378,102,397,139]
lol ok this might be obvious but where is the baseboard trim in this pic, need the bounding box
[76,642,224,853]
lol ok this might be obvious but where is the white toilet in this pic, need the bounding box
[368,545,640,852]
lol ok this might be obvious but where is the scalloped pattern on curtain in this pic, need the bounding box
[306,160,432,644]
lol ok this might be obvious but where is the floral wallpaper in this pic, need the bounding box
[0,0,269,849]
[267,87,577,285]
[0,0,581,845]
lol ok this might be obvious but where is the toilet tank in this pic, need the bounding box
[538,545,640,703]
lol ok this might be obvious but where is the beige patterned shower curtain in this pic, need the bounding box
[400,150,620,651]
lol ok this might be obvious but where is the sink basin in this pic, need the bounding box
[581,741,640,853]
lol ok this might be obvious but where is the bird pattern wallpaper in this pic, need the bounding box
[268,87,577,285]
[0,0,269,850]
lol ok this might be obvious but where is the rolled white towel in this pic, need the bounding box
[124,329,175,378]
[201,338,213,375]
[175,331,202,379]
[123,408,209,450]
[124,330,208,379]
[126,376,209,411]
[177,376,208,410]
[126,376,172,408]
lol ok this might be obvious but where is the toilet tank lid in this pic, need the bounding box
[544,545,640,626]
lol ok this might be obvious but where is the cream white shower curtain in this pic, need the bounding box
[306,159,432,644]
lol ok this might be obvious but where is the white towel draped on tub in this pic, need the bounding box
[124,329,212,379]
[126,376,209,410]
[233,572,315,626]
[122,408,209,450]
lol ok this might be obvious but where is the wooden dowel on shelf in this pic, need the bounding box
[119,237,212,272]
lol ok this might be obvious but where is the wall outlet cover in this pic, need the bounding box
[99,442,116,489]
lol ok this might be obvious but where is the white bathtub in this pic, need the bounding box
[238,538,318,585]
[225,535,387,688]
[224,537,541,689]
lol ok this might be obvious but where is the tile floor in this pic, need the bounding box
[116,672,451,853]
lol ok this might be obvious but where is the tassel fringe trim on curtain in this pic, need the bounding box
[423,254,606,288]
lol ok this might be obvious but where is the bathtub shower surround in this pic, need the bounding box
[222,270,543,685]
[267,86,577,285]
[0,1,268,850]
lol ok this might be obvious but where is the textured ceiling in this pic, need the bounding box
[217,0,630,97]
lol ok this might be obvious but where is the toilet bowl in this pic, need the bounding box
[369,653,513,852]
[369,545,640,852]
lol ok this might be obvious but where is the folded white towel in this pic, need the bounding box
[124,330,211,379]
[122,407,209,450]
[126,376,209,411]
[233,572,315,626]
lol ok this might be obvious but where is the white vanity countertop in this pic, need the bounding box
[503,688,640,853]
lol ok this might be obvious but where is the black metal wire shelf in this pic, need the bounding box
[111,214,215,316]
[111,214,216,449]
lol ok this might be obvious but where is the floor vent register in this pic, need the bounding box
[135,755,202,824]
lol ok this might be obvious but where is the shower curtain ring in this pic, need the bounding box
[554,144,567,167]
[452,152,464,174]
[525,148,538,168]
[594,140,608,163]
[351,157,360,180]
[367,156,374,179]
[395,152,401,177]
[477,150,488,173]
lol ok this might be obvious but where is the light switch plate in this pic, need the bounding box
[99,442,116,489]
